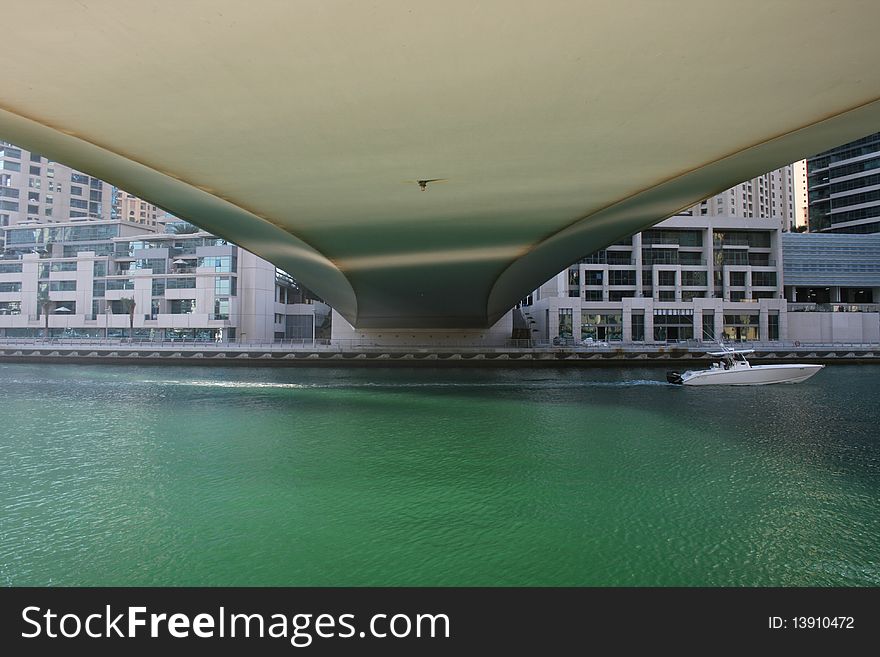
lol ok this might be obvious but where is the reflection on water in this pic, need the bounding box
[0,363,877,586]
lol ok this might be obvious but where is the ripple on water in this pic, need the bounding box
[0,363,877,585]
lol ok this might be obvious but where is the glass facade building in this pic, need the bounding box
[807,132,880,234]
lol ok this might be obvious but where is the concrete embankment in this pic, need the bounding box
[1,343,878,367]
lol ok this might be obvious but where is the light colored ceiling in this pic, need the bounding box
[2,1,880,327]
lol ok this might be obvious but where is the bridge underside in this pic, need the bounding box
[3,2,880,328]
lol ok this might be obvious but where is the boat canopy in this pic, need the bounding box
[707,349,755,357]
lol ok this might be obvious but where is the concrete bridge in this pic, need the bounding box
[3,1,880,328]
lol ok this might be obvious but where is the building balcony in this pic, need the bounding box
[788,302,880,313]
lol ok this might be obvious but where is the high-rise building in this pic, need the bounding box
[113,190,167,229]
[523,168,793,344]
[679,165,795,224]
[792,159,809,230]
[0,141,113,228]
[807,132,880,234]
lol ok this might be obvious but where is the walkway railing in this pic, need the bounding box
[1,338,878,352]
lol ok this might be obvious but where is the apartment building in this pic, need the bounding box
[524,215,786,344]
[113,190,167,228]
[0,220,328,342]
[0,141,113,229]
[681,165,795,223]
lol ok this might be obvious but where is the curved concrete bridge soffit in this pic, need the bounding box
[2,1,880,328]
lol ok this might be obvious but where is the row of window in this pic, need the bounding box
[6,224,119,245]
[809,156,880,187]
[579,269,773,288]
[581,289,777,302]
[558,309,779,341]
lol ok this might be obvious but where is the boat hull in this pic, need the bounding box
[679,364,824,386]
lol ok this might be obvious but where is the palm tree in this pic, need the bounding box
[37,287,52,339]
[169,222,199,234]
[120,297,136,339]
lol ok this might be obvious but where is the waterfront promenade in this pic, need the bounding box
[1,338,878,366]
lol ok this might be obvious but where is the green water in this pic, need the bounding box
[1,363,877,586]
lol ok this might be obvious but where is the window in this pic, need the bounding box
[681,271,707,286]
[0,301,22,315]
[584,270,603,286]
[679,252,703,265]
[557,308,573,338]
[92,281,105,297]
[702,313,715,342]
[581,312,622,341]
[681,291,704,301]
[70,185,83,196]
[1,160,21,172]
[63,244,114,257]
[723,314,759,341]
[50,262,78,272]
[653,310,694,341]
[93,261,107,277]
[608,270,635,286]
[751,272,776,287]
[71,173,89,184]
[631,314,645,342]
[0,263,23,274]
[0,282,22,293]
[583,290,603,301]
[642,248,678,265]
[657,270,676,286]
[49,281,76,292]
[106,279,135,290]
[568,269,580,286]
[70,198,88,209]
[166,277,195,289]
[213,298,230,320]
[642,229,702,247]
[151,279,166,296]
[608,291,635,301]
[170,299,196,314]
[214,276,237,296]
[729,272,746,287]
[132,259,166,274]
[658,290,676,301]
[768,313,779,341]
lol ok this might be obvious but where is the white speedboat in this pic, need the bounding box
[666,348,823,386]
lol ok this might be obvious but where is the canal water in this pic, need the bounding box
[1,363,877,586]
